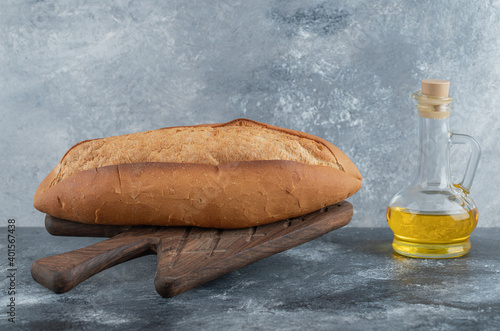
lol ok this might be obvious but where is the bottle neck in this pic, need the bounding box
[415,116,451,189]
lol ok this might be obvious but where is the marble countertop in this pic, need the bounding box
[4,227,500,330]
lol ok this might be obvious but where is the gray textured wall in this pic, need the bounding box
[2,0,499,227]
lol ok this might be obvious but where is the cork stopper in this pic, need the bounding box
[414,79,453,119]
[421,79,450,98]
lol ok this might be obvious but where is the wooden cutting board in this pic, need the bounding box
[31,201,353,298]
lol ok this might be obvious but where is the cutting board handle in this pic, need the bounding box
[45,214,133,237]
[31,233,157,293]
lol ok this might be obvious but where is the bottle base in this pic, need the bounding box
[392,237,471,259]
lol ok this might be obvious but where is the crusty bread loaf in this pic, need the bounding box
[34,119,362,228]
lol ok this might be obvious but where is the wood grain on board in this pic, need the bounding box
[31,201,353,297]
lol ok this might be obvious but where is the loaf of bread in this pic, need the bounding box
[34,119,362,228]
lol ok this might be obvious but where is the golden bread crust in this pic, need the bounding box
[34,119,362,228]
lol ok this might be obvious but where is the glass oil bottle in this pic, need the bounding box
[387,79,481,258]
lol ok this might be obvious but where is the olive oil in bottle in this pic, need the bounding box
[387,80,481,258]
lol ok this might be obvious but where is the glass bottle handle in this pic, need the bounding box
[450,133,481,192]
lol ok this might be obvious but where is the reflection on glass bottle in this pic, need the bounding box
[387,79,481,259]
